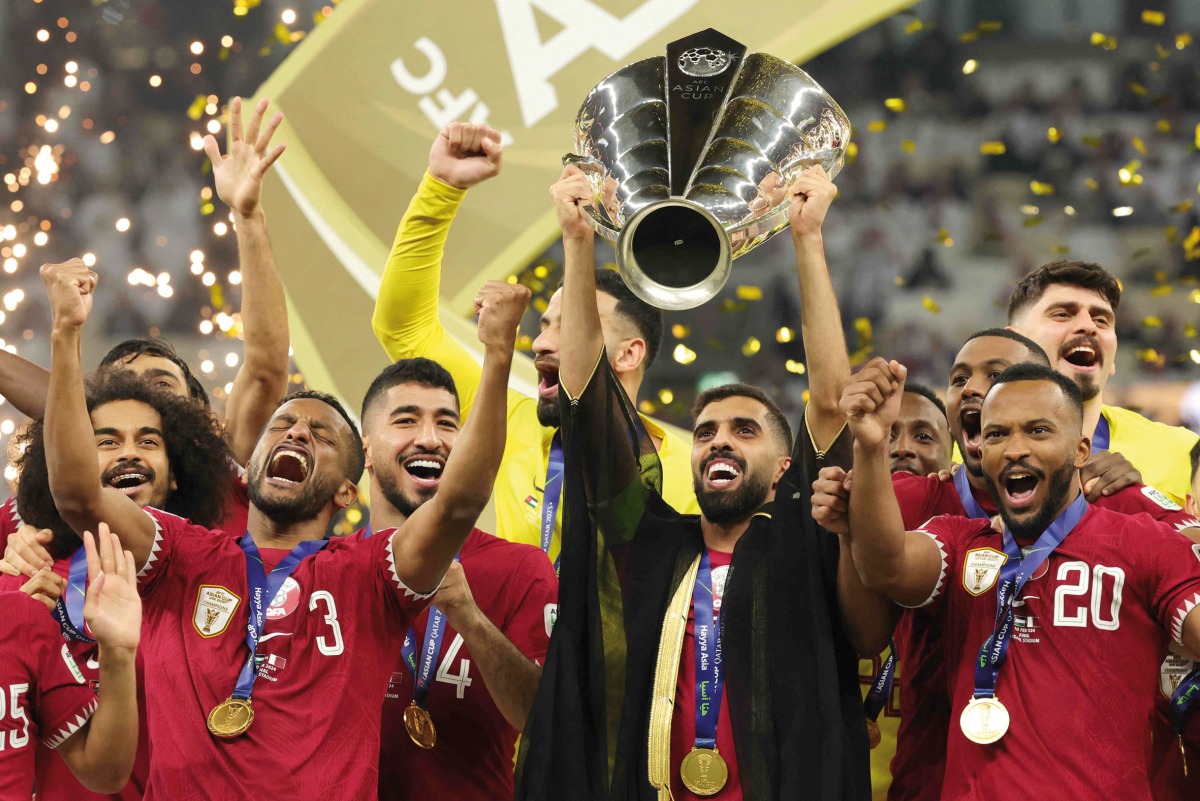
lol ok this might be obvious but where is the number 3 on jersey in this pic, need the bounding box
[1053,562,1125,630]
[309,591,344,656]
[435,635,472,698]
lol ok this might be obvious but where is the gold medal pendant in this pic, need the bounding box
[680,747,729,796]
[404,701,437,750]
[207,697,254,738]
[959,697,1010,744]
[866,719,882,750]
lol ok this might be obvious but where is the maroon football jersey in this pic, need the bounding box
[377,528,557,801]
[0,495,23,554]
[889,475,1200,801]
[136,510,432,800]
[0,591,98,800]
[917,506,1200,799]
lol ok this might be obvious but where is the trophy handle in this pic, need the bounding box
[560,154,620,242]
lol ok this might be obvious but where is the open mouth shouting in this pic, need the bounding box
[702,455,745,491]
[104,465,154,497]
[999,463,1043,512]
[1059,336,1101,374]
[402,453,446,489]
[265,444,311,487]
[958,403,982,462]
[534,358,560,400]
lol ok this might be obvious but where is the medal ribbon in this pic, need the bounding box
[1170,663,1200,733]
[863,641,897,722]
[232,535,328,701]
[400,554,460,709]
[953,467,991,520]
[693,549,724,749]
[540,433,565,573]
[51,547,93,643]
[972,492,1088,700]
[1090,415,1110,453]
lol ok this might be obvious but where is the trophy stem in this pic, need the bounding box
[616,199,732,311]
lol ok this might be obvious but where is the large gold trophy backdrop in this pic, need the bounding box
[253,0,915,409]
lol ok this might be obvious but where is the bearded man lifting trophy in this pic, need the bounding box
[564,28,850,309]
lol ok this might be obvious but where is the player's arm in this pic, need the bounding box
[41,261,157,566]
[0,349,49,418]
[789,166,851,450]
[55,525,140,793]
[206,97,290,466]
[843,358,946,607]
[391,281,529,593]
[371,122,504,418]
[552,165,603,399]
[433,561,542,731]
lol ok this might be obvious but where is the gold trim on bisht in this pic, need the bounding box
[647,553,702,799]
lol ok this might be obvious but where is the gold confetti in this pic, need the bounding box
[854,317,874,344]
[1172,201,1194,213]
[1118,160,1143,185]
[1166,225,1179,244]
[1129,82,1147,96]
[1084,178,1099,190]
[1178,33,1193,49]
[658,388,674,404]
[1190,293,1200,307]
[1081,135,1101,148]
[867,120,888,133]
[846,142,859,164]
[1155,44,1170,60]
[735,285,762,301]
[672,344,697,365]
[901,138,916,153]
[1023,217,1044,228]
[776,327,794,343]
[671,323,690,338]
[894,276,905,286]
[977,21,1002,33]
[1019,204,1040,215]
[1052,244,1070,254]
[1137,348,1165,366]
[638,400,656,414]
[904,19,923,34]
[187,95,208,121]
[885,98,906,112]
[1047,127,1061,143]
[922,296,941,314]
[1195,123,1200,150]
[742,337,761,357]
[1157,119,1171,132]
[1132,136,1147,155]
[515,334,533,351]
[962,59,978,74]
[720,299,748,313]
[1030,180,1055,195]
[960,31,978,43]
[785,360,806,375]
[936,227,953,246]
[1150,284,1173,297]
[980,141,1006,155]
[1141,10,1165,25]
[1090,32,1118,49]
[1184,226,1200,251]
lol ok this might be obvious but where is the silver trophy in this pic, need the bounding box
[566,29,850,310]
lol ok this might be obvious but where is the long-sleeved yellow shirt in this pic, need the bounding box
[372,172,700,562]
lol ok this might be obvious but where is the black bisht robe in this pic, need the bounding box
[516,356,870,801]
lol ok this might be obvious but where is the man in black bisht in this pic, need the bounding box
[515,167,889,801]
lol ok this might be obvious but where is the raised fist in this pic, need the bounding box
[787,165,837,241]
[840,357,908,449]
[549,165,595,242]
[474,280,531,351]
[429,122,503,190]
[40,259,97,329]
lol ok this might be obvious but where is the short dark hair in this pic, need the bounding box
[13,371,233,558]
[361,358,459,423]
[99,337,209,406]
[276,390,365,483]
[964,328,1051,366]
[1190,438,1199,484]
[1007,260,1122,322]
[691,383,793,455]
[905,382,948,422]
[594,269,664,371]
[987,363,1084,425]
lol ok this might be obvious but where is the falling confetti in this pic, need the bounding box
[1141,10,1165,25]
[1030,180,1055,195]
[980,141,1006,155]
[921,297,941,314]
[735,286,763,301]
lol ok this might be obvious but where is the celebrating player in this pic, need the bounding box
[516,167,891,801]
[0,524,142,797]
[356,344,557,801]
[1007,260,1199,502]
[38,251,522,798]
[371,122,698,567]
[839,358,1200,798]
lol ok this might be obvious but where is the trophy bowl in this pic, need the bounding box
[566,29,850,310]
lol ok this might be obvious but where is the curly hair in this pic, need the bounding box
[12,370,234,558]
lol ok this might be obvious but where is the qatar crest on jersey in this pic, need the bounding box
[267,576,301,620]
[194,584,242,638]
[962,547,1007,596]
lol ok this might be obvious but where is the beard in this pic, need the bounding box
[986,456,1076,541]
[246,457,341,527]
[374,462,437,519]
[693,456,773,524]
[536,396,561,428]
[1072,372,1101,402]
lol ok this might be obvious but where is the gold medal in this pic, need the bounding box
[959,697,1010,744]
[680,747,729,796]
[866,719,881,750]
[207,697,254,738]
[404,701,437,750]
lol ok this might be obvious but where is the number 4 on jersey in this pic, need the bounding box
[435,635,472,698]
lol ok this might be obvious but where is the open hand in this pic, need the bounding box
[82,523,141,652]
[204,96,286,219]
